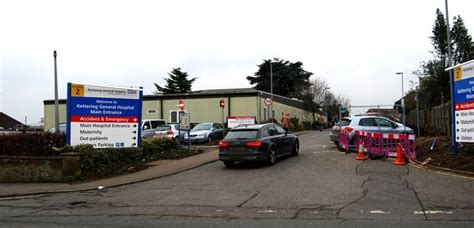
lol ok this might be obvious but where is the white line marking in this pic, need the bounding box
[257,210,278,213]
[370,210,390,214]
[414,210,453,215]
[216,210,223,212]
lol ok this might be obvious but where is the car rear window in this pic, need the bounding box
[224,130,259,140]
[157,125,171,131]
[339,119,351,126]
[151,120,166,129]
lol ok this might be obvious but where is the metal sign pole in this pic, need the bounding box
[445,0,458,155]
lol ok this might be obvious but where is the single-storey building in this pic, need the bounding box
[43,88,326,131]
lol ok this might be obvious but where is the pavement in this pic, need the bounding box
[0,131,313,198]
[0,149,219,198]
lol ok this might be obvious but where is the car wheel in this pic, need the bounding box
[223,161,235,168]
[267,147,277,166]
[207,135,213,144]
[333,141,339,147]
[291,140,299,156]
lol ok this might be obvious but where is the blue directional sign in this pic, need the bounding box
[452,61,474,143]
[66,83,143,148]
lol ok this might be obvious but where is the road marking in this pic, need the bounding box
[313,151,332,154]
[311,211,318,214]
[257,210,278,213]
[216,209,223,212]
[414,210,453,215]
[370,210,390,214]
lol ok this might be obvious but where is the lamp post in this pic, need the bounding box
[269,59,273,122]
[416,76,421,137]
[396,72,406,132]
[53,50,60,135]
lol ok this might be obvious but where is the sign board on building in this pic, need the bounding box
[453,61,474,143]
[227,116,257,128]
[66,83,143,148]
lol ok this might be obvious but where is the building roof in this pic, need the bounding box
[0,112,24,130]
[43,87,326,115]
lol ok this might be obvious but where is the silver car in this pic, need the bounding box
[184,123,225,143]
[153,124,185,140]
[329,116,414,150]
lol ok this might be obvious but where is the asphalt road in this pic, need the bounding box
[1,130,473,227]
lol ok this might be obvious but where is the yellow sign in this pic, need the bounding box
[71,84,84,97]
[454,66,462,81]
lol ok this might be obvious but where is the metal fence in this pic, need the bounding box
[406,102,451,135]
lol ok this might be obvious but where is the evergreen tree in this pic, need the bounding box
[246,58,312,97]
[431,9,449,64]
[451,16,473,64]
[154,68,197,94]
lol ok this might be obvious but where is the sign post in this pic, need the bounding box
[447,60,474,154]
[66,83,143,148]
[264,98,273,121]
[220,99,225,125]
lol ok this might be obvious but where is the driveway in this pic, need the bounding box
[0,130,473,227]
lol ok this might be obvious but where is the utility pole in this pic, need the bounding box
[445,0,458,155]
[270,60,273,122]
[54,50,60,134]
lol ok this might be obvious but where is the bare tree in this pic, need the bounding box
[311,77,331,108]
[337,94,351,107]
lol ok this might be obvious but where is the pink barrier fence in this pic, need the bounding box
[338,129,416,159]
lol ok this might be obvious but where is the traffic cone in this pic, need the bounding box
[355,138,367,160]
[393,143,406,165]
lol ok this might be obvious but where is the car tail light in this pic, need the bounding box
[218,141,229,148]
[166,130,174,135]
[344,127,354,132]
[246,140,262,147]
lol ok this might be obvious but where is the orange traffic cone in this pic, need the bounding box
[356,138,367,160]
[393,143,406,165]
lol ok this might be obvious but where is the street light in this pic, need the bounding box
[53,50,60,135]
[269,59,274,122]
[396,72,406,132]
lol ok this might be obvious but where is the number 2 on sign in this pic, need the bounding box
[71,84,84,97]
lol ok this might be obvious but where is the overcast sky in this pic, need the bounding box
[1,0,473,124]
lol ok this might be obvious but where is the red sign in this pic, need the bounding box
[178,100,185,111]
[220,99,225,108]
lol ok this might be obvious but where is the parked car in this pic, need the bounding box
[329,118,351,147]
[183,122,225,143]
[153,124,186,140]
[47,123,67,134]
[329,115,414,150]
[141,119,166,138]
[219,123,299,167]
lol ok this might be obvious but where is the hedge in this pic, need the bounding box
[0,133,66,156]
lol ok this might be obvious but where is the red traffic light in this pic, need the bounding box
[220,99,225,108]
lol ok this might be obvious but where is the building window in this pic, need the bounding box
[147,109,157,114]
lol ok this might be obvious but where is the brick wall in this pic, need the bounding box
[0,153,81,182]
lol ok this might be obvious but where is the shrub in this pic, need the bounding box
[289,117,302,131]
[0,133,66,156]
[79,146,143,178]
[301,121,312,130]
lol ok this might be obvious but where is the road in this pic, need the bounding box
[0,131,473,227]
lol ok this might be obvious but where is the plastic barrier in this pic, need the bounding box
[338,129,416,159]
